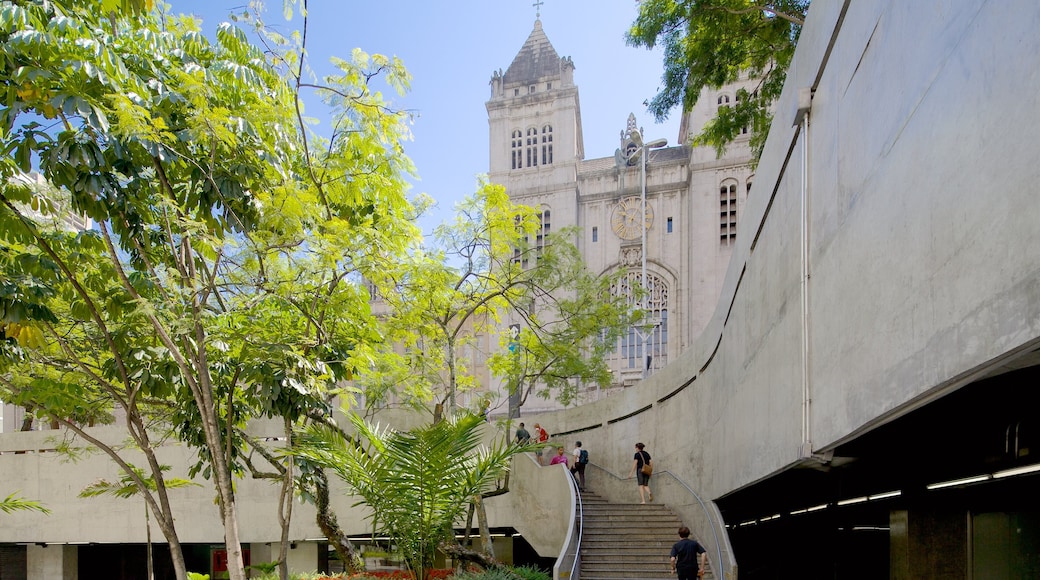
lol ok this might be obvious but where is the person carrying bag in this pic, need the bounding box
[629,442,654,503]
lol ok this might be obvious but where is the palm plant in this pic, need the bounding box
[296,412,529,580]
[80,464,201,580]
[0,492,51,514]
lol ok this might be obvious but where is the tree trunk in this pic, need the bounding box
[145,501,154,580]
[463,502,475,549]
[209,434,247,580]
[277,419,293,580]
[438,540,500,570]
[19,408,33,431]
[475,496,495,561]
[313,468,361,573]
[55,419,191,580]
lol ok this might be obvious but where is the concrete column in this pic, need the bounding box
[27,544,78,580]
[248,542,273,569]
[285,541,318,575]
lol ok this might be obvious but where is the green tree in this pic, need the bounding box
[627,0,809,161]
[362,180,635,418]
[295,411,530,580]
[352,180,633,562]
[1,2,419,580]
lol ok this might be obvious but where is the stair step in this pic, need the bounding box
[577,493,714,580]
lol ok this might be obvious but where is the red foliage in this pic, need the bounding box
[343,570,455,580]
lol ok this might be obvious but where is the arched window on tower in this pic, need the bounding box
[535,208,550,260]
[526,128,539,168]
[720,181,738,244]
[511,130,523,170]
[541,125,553,165]
[606,271,670,381]
[512,207,551,269]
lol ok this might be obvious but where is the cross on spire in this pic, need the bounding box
[532,0,544,19]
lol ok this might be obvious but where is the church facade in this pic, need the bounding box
[484,20,760,412]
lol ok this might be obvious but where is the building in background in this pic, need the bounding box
[483,19,760,413]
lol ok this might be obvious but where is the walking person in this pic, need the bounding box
[514,422,531,445]
[571,441,588,491]
[549,446,569,466]
[628,442,653,503]
[533,423,549,465]
[670,526,707,580]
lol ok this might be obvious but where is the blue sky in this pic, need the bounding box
[175,1,682,236]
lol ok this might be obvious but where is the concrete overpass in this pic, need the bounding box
[3,1,1039,578]
[521,0,1040,577]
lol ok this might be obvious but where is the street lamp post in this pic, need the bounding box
[626,127,667,376]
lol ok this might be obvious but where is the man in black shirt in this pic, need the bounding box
[670,526,707,579]
[514,422,531,445]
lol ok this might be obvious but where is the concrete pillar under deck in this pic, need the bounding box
[285,541,318,574]
[26,544,78,580]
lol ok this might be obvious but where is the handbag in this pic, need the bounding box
[640,452,653,476]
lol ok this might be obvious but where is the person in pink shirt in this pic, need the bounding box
[549,446,569,467]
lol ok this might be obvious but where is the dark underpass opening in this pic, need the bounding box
[716,363,1040,579]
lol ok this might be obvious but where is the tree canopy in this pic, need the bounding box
[627,0,809,161]
[1,1,420,579]
[357,180,636,419]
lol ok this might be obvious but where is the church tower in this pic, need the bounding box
[484,18,754,403]
[486,19,584,201]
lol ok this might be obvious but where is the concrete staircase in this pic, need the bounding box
[578,489,713,580]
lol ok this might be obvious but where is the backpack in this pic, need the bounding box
[578,449,589,464]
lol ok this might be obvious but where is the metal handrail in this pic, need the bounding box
[585,463,726,577]
[656,469,725,576]
[552,466,583,580]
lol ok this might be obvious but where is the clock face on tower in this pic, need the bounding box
[610,196,654,240]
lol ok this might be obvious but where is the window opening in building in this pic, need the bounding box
[529,85,536,94]
[515,208,552,269]
[541,125,553,165]
[592,226,598,242]
[546,82,552,90]
[667,217,673,233]
[514,88,520,96]
[526,128,538,168]
[607,272,670,381]
[511,130,523,170]
[535,208,550,261]
[720,182,737,243]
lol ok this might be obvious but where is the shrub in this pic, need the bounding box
[450,566,548,580]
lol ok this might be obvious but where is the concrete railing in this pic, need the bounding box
[551,471,583,580]
[490,451,574,558]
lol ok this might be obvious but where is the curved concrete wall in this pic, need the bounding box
[519,0,1040,573]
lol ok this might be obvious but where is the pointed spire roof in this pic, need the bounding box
[503,20,562,86]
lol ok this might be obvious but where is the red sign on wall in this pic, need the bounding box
[212,548,250,579]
